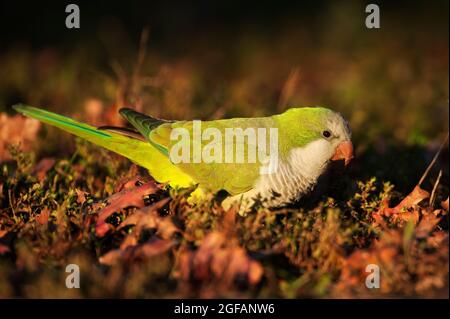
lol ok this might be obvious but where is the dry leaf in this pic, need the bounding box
[32,158,55,181]
[177,230,263,288]
[0,113,41,161]
[99,238,173,265]
[375,185,430,224]
[36,208,50,225]
[95,180,159,237]
[119,198,177,245]
[415,213,441,239]
[75,189,88,204]
[426,231,447,248]
[113,165,141,192]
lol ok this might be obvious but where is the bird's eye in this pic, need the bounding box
[322,130,332,138]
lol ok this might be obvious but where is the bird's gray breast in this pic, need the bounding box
[254,160,322,207]
[253,143,331,207]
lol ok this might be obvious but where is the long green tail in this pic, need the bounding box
[12,104,150,163]
[12,104,194,187]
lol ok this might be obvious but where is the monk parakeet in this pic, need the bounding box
[12,104,353,214]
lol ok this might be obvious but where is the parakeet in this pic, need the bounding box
[12,104,353,214]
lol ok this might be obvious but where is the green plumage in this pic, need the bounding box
[13,104,343,198]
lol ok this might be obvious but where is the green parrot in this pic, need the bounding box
[12,104,353,214]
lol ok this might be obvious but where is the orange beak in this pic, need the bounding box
[331,141,354,166]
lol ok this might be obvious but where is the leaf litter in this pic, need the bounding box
[0,122,448,298]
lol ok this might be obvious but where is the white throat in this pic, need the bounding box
[288,139,331,180]
[254,139,331,206]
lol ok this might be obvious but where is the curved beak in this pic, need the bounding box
[331,141,354,166]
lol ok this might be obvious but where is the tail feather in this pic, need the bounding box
[12,104,194,187]
[13,104,112,140]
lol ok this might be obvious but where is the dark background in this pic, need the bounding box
[0,0,448,148]
[1,1,448,48]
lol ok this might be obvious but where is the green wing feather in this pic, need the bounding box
[122,113,277,195]
[119,108,175,156]
[119,108,170,138]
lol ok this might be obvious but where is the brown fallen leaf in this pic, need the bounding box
[177,230,263,289]
[415,212,441,239]
[36,208,51,225]
[0,113,41,161]
[113,165,141,192]
[32,157,55,182]
[118,176,143,192]
[75,188,88,205]
[333,229,401,296]
[390,185,430,213]
[193,231,226,280]
[114,174,143,193]
[426,231,448,248]
[374,185,430,224]
[99,238,173,265]
[334,215,448,298]
[95,180,159,237]
[118,198,177,249]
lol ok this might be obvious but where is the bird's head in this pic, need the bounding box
[278,107,354,168]
[319,109,353,166]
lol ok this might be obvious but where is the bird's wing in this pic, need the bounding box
[120,108,274,194]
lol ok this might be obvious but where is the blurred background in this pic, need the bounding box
[0,0,448,190]
[0,0,448,299]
